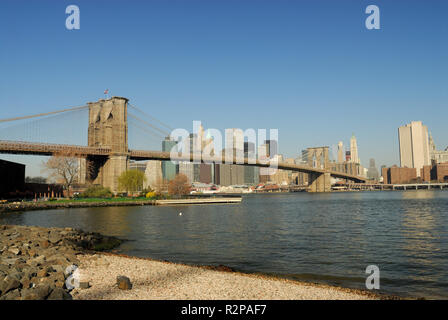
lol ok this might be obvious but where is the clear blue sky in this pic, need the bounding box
[0,0,447,176]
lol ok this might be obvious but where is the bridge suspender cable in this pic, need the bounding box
[128,104,174,131]
[0,105,88,123]
[128,119,165,139]
[128,113,170,137]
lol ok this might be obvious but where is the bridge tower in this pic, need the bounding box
[305,147,331,192]
[87,97,129,193]
[308,172,331,192]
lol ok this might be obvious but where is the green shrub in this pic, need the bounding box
[80,185,113,198]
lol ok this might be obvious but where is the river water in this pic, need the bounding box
[1,190,448,299]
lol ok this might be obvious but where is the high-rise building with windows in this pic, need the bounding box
[367,158,379,181]
[337,141,344,163]
[243,142,259,185]
[225,128,244,152]
[350,134,359,164]
[264,140,278,158]
[398,121,430,177]
[161,137,178,181]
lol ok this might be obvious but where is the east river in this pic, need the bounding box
[1,191,447,299]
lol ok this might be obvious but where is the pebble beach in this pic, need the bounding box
[72,253,379,300]
[1,224,386,300]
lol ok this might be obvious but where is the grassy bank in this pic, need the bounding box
[49,197,151,203]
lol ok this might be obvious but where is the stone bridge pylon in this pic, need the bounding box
[86,97,129,192]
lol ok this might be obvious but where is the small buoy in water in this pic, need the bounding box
[179,212,182,216]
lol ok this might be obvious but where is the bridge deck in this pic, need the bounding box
[0,140,366,182]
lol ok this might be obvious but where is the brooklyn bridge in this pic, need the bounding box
[0,97,366,193]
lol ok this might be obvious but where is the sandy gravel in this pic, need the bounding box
[71,253,377,300]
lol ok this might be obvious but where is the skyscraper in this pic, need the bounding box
[243,141,259,185]
[367,158,379,181]
[225,128,244,151]
[350,134,359,164]
[162,137,178,181]
[337,141,344,163]
[264,140,278,158]
[398,121,430,177]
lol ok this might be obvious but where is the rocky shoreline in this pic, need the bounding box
[0,224,122,300]
[1,224,405,301]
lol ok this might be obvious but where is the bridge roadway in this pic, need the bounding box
[0,140,367,183]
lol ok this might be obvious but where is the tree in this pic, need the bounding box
[42,151,81,193]
[153,176,169,194]
[118,169,146,195]
[168,173,191,196]
[80,185,113,198]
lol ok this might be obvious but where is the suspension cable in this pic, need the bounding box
[128,103,173,131]
[0,105,89,123]
[128,118,165,139]
[128,113,169,137]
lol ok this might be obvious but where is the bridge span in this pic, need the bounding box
[0,97,367,193]
[0,140,367,193]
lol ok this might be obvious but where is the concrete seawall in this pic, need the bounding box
[155,198,242,205]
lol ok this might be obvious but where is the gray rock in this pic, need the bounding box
[2,257,19,266]
[48,233,62,244]
[117,275,132,290]
[22,267,38,279]
[7,271,24,282]
[51,265,64,273]
[21,283,52,300]
[0,275,21,295]
[0,264,10,273]
[28,255,46,266]
[47,287,72,300]
[0,288,21,300]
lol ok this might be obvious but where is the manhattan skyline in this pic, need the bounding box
[0,0,447,176]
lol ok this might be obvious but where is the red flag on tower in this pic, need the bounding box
[104,89,109,95]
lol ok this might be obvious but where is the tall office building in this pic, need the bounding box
[162,137,178,181]
[367,158,379,181]
[178,162,194,183]
[225,128,244,152]
[398,121,430,177]
[199,163,212,184]
[264,140,278,158]
[350,134,359,164]
[243,142,259,185]
[337,141,344,163]
[219,163,245,186]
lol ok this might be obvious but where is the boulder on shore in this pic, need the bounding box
[117,276,132,290]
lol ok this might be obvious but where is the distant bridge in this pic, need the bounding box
[0,97,367,193]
